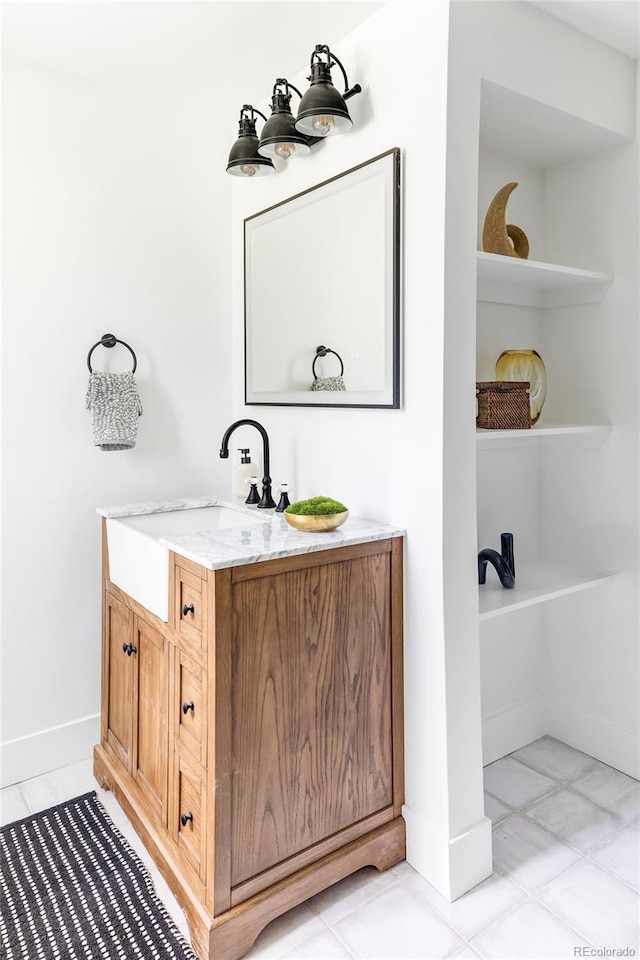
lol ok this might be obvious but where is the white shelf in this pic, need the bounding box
[478,560,614,621]
[477,251,612,307]
[476,423,610,449]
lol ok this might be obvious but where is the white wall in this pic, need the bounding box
[1,59,232,784]
[230,2,493,901]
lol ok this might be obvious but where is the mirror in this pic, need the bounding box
[244,148,401,407]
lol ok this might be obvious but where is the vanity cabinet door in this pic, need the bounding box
[103,591,134,771]
[132,616,170,827]
[227,543,396,894]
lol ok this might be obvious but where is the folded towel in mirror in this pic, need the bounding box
[310,376,346,392]
[85,371,143,450]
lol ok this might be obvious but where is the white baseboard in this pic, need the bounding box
[545,697,640,780]
[403,804,492,901]
[1,714,100,787]
[482,695,639,779]
[482,698,547,766]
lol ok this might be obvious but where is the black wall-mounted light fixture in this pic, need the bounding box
[257,79,311,161]
[226,105,275,178]
[227,45,361,177]
[295,44,361,137]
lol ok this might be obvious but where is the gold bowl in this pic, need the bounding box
[284,510,349,533]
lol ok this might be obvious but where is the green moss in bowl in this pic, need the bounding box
[285,496,348,516]
[284,497,349,532]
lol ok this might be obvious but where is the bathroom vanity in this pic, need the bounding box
[93,498,405,960]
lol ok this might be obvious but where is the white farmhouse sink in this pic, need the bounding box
[117,506,264,537]
[106,505,265,621]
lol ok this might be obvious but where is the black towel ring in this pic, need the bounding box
[87,333,137,374]
[312,345,344,379]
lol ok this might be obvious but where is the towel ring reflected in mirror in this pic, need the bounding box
[87,333,137,374]
[312,345,344,379]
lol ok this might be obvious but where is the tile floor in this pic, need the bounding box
[1,736,638,959]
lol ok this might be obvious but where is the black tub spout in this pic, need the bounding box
[478,533,515,589]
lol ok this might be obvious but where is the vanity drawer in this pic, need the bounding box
[172,557,208,660]
[173,749,207,885]
[175,649,207,765]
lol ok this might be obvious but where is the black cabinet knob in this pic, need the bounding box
[180,812,193,827]
[182,701,195,715]
[182,603,195,617]
[122,642,128,654]
[121,643,137,657]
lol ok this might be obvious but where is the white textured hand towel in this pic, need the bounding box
[85,371,143,450]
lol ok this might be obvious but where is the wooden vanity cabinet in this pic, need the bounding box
[95,526,405,960]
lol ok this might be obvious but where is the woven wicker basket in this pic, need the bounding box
[476,380,531,429]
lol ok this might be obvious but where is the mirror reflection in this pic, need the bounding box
[244,148,401,407]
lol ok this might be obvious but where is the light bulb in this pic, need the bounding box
[311,114,335,135]
[275,142,294,160]
[240,163,257,177]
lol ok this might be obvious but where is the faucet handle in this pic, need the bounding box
[245,476,260,505]
[275,483,291,513]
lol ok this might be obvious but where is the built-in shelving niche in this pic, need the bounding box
[473,58,635,774]
[475,251,615,617]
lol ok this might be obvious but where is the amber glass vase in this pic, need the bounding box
[495,349,547,425]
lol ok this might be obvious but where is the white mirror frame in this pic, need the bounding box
[244,148,401,408]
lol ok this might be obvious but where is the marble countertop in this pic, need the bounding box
[97,496,405,571]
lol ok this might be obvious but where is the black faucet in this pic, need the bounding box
[478,532,515,589]
[219,419,276,509]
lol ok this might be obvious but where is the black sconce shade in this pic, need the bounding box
[258,80,311,160]
[295,45,361,137]
[226,107,275,178]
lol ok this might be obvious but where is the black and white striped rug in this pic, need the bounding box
[0,791,198,959]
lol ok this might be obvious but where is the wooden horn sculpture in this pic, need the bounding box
[482,181,530,259]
